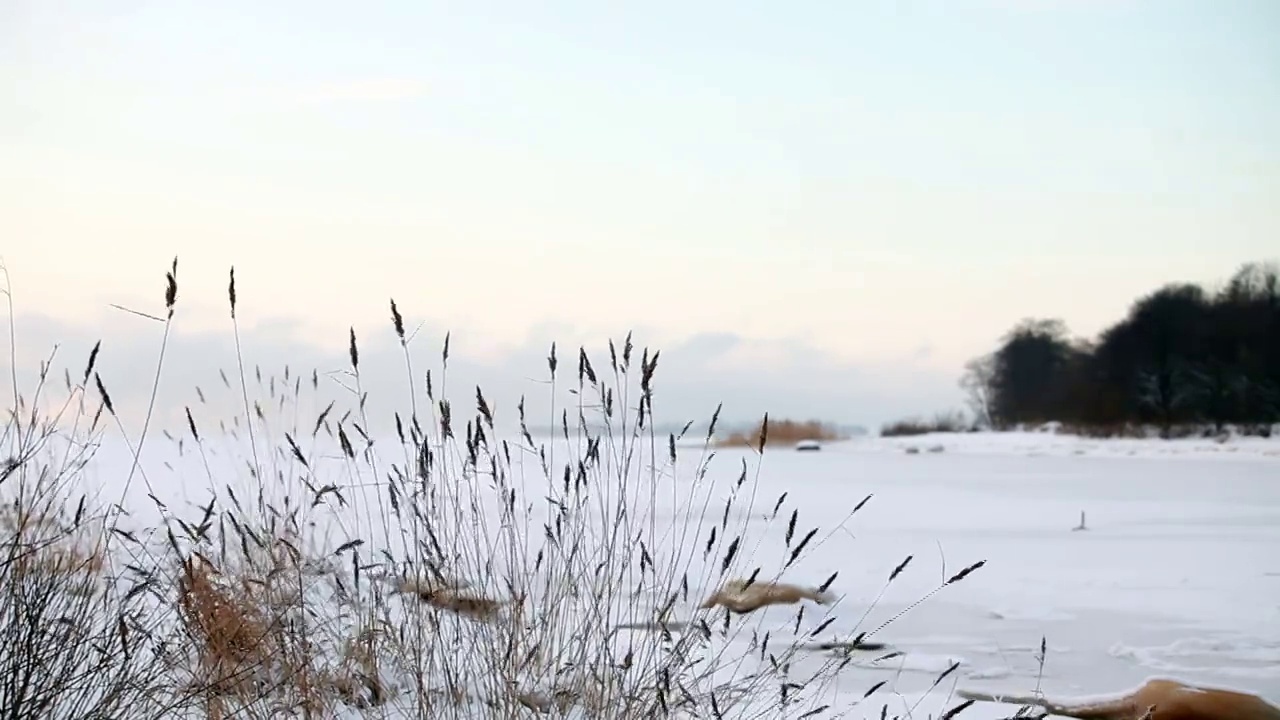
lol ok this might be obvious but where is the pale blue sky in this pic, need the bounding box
[2,0,1277,426]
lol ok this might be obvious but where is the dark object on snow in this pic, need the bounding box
[810,640,889,652]
[1072,510,1088,532]
[795,440,822,452]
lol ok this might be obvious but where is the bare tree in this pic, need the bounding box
[959,354,996,428]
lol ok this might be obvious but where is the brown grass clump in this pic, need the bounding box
[393,576,511,623]
[958,677,1280,720]
[175,531,361,717]
[177,555,274,689]
[176,549,339,717]
[699,578,836,615]
[717,418,843,448]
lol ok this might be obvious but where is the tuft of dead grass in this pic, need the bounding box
[178,555,273,671]
[699,578,836,615]
[394,578,512,623]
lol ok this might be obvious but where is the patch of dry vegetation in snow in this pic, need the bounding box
[716,418,844,449]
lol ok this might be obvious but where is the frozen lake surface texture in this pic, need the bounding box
[71,428,1280,717]
[753,431,1280,717]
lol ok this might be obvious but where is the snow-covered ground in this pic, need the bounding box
[744,431,1280,716]
[32,427,1280,717]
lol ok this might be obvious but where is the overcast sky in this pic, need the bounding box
[3,0,1277,430]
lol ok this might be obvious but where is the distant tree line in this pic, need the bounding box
[961,261,1280,435]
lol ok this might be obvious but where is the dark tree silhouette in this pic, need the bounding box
[966,260,1280,436]
[989,319,1077,428]
[1118,283,1210,431]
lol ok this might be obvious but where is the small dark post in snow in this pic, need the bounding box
[1071,510,1088,532]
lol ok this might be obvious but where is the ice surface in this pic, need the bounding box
[50,428,1280,716]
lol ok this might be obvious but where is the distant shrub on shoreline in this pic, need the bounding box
[879,411,970,437]
[715,418,844,448]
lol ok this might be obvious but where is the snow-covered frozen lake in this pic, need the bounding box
[719,431,1280,716]
[69,427,1280,717]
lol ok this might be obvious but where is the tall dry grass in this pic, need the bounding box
[1,261,187,719]
[2,258,993,719]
